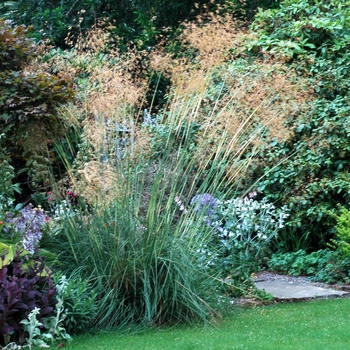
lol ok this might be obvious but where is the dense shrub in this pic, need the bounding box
[243,0,350,249]
[1,0,214,48]
[0,251,56,346]
[0,20,74,198]
[0,0,282,50]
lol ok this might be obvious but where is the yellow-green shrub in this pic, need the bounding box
[329,208,350,258]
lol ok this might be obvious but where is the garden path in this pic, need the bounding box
[253,272,349,300]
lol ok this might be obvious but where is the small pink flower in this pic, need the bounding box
[67,191,71,195]
[48,197,52,201]
[249,191,257,198]
[45,217,50,222]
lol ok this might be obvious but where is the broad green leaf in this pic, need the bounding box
[0,242,14,266]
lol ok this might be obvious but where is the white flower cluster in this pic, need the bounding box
[196,243,219,269]
[0,195,13,213]
[175,192,290,269]
[50,200,79,222]
[204,196,289,263]
[215,197,289,243]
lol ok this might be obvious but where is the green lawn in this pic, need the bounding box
[59,298,350,350]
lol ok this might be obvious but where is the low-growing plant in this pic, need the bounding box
[53,271,97,335]
[272,226,311,253]
[268,249,350,283]
[19,274,76,349]
[177,192,289,277]
[20,302,71,349]
[0,251,57,346]
[20,307,51,349]
[41,299,72,345]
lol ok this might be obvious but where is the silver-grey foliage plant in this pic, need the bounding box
[181,192,289,273]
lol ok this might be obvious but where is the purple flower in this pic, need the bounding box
[5,204,45,254]
[190,193,218,216]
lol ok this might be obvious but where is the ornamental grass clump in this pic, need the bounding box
[47,20,302,330]
[59,151,227,329]
[53,68,270,329]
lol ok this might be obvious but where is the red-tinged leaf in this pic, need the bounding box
[26,290,36,299]
[40,306,54,316]
[12,302,28,310]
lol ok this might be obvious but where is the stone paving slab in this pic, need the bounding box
[255,279,349,299]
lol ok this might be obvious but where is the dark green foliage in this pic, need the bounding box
[0,20,74,197]
[2,0,214,49]
[250,0,350,60]
[143,72,171,114]
[254,96,350,247]
[0,0,282,51]
[244,0,350,249]
[223,0,281,22]
[268,249,350,283]
[0,149,16,199]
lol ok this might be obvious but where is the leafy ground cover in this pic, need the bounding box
[38,298,350,350]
